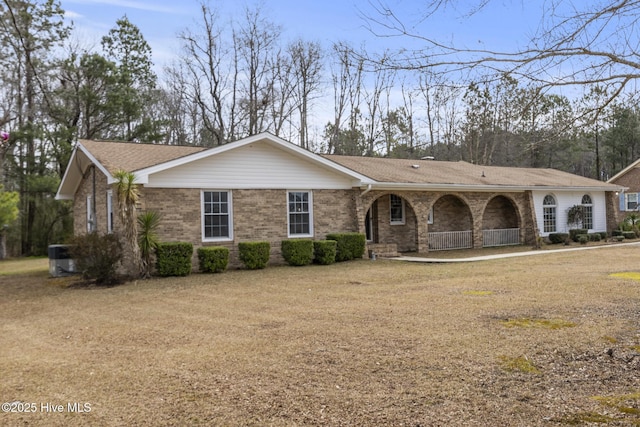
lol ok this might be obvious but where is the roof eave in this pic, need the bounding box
[55,142,115,200]
[360,182,625,192]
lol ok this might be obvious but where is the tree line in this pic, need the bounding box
[0,0,639,257]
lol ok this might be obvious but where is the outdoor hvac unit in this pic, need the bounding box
[48,244,76,277]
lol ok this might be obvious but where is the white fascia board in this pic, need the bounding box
[362,182,625,193]
[55,142,115,199]
[607,158,640,183]
[136,132,374,184]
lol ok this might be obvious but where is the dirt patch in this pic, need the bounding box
[1,246,639,426]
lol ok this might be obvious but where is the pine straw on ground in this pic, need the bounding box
[1,246,639,426]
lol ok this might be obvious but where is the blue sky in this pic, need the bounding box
[59,0,538,72]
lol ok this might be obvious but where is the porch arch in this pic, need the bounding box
[428,195,473,250]
[481,195,522,247]
[364,192,419,252]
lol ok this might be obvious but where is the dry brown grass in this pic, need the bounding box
[1,246,640,426]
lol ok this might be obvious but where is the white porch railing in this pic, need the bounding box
[428,231,473,251]
[482,228,520,247]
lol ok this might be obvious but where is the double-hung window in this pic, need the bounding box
[543,194,557,233]
[626,193,638,211]
[581,194,593,230]
[106,190,114,233]
[86,195,95,233]
[390,194,405,225]
[202,190,232,241]
[288,191,313,237]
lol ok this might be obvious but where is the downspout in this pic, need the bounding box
[91,165,97,232]
[361,184,372,195]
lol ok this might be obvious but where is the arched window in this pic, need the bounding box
[581,194,593,230]
[543,195,557,233]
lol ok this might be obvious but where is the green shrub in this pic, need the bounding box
[326,233,366,262]
[238,241,270,269]
[577,234,589,244]
[156,242,193,277]
[313,240,337,265]
[281,239,314,266]
[548,233,569,244]
[622,231,636,240]
[197,246,229,273]
[69,232,123,285]
[588,233,601,242]
[598,231,608,240]
[612,229,623,237]
[569,229,588,242]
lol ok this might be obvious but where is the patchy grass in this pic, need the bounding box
[610,271,640,281]
[593,392,640,416]
[498,355,540,374]
[1,247,640,426]
[0,257,48,276]
[500,317,577,329]
[462,290,494,296]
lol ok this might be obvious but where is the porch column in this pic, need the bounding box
[471,204,484,249]
[522,191,540,246]
[413,199,430,253]
[354,188,367,235]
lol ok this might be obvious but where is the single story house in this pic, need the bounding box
[56,132,624,268]
[607,158,640,223]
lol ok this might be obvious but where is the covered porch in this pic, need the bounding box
[361,190,537,257]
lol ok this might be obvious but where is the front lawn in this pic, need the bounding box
[1,247,639,426]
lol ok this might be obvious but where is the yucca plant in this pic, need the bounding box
[138,211,161,278]
[113,170,142,277]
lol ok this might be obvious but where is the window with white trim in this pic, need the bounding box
[626,193,638,211]
[288,191,313,237]
[86,195,95,233]
[202,190,232,241]
[390,194,405,224]
[543,194,557,233]
[427,207,434,225]
[106,190,114,233]
[581,194,593,230]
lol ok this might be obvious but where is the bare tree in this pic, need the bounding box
[364,0,640,109]
[288,39,323,149]
[234,5,281,136]
[176,2,232,145]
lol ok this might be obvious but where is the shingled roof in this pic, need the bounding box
[57,134,622,201]
[79,139,208,175]
[323,155,620,190]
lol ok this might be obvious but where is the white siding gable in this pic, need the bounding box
[146,141,357,189]
[533,190,607,235]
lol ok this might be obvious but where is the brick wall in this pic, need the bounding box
[140,187,360,269]
[360,190,537,253]
[73,167,542,267]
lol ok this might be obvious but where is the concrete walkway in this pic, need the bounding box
[391,241,640,263]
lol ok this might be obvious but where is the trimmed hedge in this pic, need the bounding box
[548,233,569,244]
[623,231,636,240]
[588,233,602,242]
[197,246,229,273]
[569,229,588,242]
[326,232,366,262]
[281,239,314,266]
[156,242,193,277]
[577,234,589,244]
[238,241,270,269]
[313,240,337,265]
